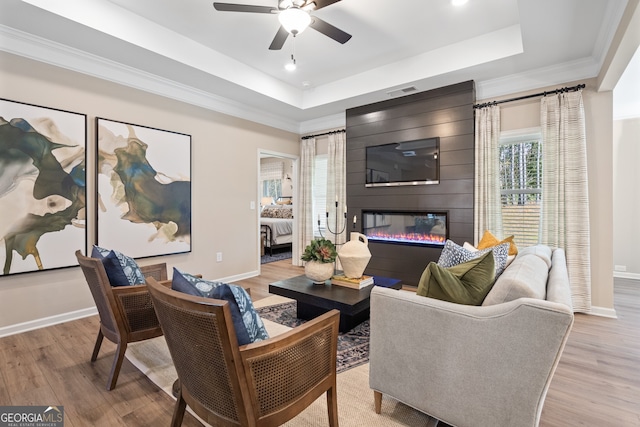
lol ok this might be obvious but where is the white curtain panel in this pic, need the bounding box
[294,138,316,266]
[327,132,347,247]
[474,105,504,244]
[540,90,591,312]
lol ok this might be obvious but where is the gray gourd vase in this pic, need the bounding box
[338,232,372,278]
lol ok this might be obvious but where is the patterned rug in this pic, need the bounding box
[260,249,292,264]
[256,302,370,373]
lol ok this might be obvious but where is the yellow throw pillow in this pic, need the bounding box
[477,230,518,256]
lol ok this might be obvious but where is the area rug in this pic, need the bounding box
[256,301,370,373]
[261,249,292,264]
[126,294,439,426]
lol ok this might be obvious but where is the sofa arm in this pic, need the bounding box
[369,287,573,427]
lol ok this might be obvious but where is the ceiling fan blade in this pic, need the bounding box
[269,26,290,50]
[307,0,342,10]
[309,17,352,44]
[213,2,277,13]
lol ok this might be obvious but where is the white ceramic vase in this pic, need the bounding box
[338,232,372,278]
[304,261,334,284]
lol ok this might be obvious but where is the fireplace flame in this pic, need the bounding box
[365,231,446,246]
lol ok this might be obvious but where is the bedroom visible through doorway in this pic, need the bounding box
[259,152,297,266]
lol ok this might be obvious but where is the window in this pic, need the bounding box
[260,160,284,202]
[499,130,542,247]
[262,179,282,202]
[313,154,328,237]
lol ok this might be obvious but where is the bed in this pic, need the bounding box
[260,204,293,255]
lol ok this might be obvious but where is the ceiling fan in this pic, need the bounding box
[212,0,352,50]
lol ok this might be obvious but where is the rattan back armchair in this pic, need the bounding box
[146,277,340,427]
[75,250,167,390]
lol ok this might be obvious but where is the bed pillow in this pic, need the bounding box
[91,245,145,287]
[416,251,496,305]
[437,240,510,277]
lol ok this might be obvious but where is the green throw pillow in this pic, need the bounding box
[416,251,496,305]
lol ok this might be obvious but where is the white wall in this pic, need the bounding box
[613,117,640,276]
[479,78,615,313]
[0,52,299,333]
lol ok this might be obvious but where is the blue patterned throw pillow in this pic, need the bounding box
[171,268,269,345]
[437,240,510,278]
[92,245,145,287]
[172,268,224,298]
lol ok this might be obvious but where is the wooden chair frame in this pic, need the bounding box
[146,277,340,427]
[75,250,168,390]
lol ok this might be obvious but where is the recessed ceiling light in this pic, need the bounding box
[452,0,468,6]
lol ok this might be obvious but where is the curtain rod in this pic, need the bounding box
[301,129,346,140]
[473,83,585,109]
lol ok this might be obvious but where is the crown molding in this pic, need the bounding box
[0,25,300,133]
[0,24,612,136]
[476,57,600,101]
[298,113,346,135]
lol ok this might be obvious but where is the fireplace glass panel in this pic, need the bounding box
[363,211,447,247]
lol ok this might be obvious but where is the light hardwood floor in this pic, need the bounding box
[0,260,638,426]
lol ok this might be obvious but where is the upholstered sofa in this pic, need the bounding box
[369,245,574,427]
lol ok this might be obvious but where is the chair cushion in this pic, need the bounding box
[92,245,145,287]
[172,268,269,345]
[417,251,496,305]
[438,240,510,277]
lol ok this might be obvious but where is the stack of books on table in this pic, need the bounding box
[330,274,374,289]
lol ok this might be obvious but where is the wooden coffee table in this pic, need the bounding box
[268,274,402,332]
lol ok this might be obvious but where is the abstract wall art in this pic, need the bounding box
[0,98,87,276]
[96,118,191,258]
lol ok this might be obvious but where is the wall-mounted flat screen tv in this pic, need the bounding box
[365,138,439,187]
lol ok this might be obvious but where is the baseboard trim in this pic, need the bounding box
[587,306,618,319]
[0,307,98,338]
[613,271,640,281]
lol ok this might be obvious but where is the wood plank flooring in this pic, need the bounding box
[0,260,638,426]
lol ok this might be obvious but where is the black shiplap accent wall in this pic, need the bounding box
[345,81,475,286]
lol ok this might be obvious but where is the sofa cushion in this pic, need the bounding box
[477,230,518,256]
[516,244,552,269]
[438,240,510,277]
[417,251,496,305]
[482,254,549,306]
[91,245,145,287]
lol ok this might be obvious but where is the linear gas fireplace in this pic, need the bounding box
[362,211,448,247]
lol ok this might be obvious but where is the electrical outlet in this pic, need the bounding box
[614,264,627,272]
[250,201,255,210]
[216,252,222,262]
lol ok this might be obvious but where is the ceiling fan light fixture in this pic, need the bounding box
[278,7,311,35]
[285,55,297,71]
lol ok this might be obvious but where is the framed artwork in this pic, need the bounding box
[96,118,191,258]
[0,98,87,276]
